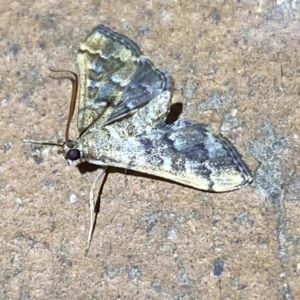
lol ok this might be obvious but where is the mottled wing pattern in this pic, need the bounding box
[77,25,170,133]
[87,118,253,192]
[138,119,253,191]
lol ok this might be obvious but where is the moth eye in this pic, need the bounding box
[66,149,81,161]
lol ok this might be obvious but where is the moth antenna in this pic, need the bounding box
[49,68,78,143]
[23,139,64,155]
[23,139,64,147]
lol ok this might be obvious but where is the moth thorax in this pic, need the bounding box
[64,141,82,161]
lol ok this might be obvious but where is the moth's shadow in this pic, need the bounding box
[166,102,183,124]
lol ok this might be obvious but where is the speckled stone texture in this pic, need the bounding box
[1,1,299,299]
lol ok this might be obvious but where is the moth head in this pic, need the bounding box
[63,141,83,162]
[23,139,83,163]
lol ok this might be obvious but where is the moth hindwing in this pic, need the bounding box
[27,24,253,252]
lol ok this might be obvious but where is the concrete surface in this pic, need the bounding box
[1,1,299,299]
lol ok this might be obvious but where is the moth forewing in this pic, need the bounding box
[76,26,142,133]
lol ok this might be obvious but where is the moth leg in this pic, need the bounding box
[85,167,107,256]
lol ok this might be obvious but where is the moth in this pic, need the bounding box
[26,25,253,252]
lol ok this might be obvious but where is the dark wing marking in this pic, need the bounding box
[104,57,170,125]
